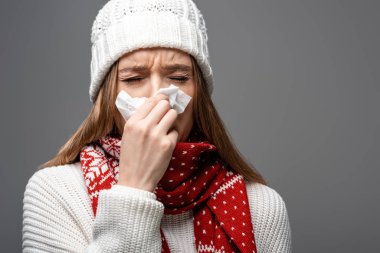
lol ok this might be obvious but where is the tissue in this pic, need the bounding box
[115,84,192,121]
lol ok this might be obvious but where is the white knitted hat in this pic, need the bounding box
[89,0,214,102]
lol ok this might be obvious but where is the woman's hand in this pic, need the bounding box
[116,93,179,192]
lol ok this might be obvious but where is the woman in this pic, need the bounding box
[22,0,292,252]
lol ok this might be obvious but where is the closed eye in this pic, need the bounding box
[122,76,190,84]
[170,76,190,82]
[124,77,143,83]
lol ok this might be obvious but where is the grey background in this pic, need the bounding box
[1,0,379,252]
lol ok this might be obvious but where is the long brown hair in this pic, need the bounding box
[40,54,268,185]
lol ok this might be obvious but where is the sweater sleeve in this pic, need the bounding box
[22,166,164,253]
[246,182,293,253]
[86,185,164,252]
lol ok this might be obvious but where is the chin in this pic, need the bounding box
[178,128,191,142]
[174,120,192,142]
[178,128,190,143]
[177,131,184,142]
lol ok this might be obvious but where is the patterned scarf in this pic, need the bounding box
[80,127,258,252]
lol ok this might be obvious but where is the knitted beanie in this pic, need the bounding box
[89,0,214,102]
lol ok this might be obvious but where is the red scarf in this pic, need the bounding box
[80,128,258,252]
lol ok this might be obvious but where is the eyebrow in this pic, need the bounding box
[118,64,193,75]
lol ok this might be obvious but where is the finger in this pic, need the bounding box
[156,108,178,134]
[129,93,169,122]
[167,128,179,144]
[143,99,172,126]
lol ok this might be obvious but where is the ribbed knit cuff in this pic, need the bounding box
[89,184,164,252]
[110,184,158,200]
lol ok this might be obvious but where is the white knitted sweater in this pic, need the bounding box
[22,162,292,252]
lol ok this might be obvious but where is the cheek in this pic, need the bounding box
[176,98,194,126]
[175,100,194,141]
[183,103,192,117]
[177,82,195,121]
[182,83,196,98]
[117,81,124,93]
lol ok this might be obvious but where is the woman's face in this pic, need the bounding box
[116,47,196,142]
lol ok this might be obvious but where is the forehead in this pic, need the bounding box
[118,47,191,65]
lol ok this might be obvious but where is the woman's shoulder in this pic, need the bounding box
[23,161,94,219]
[245,181,288,207]
[244,180,290,220]
[24,162,88,204]
[244,181,293,252]
[23,162,95,251]
[26,162,83,187]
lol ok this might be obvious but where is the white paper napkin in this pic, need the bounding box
[115,84,192,121]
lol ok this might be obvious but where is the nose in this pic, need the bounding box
[148,76,170,97]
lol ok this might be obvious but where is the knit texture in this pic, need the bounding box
[80,134,257,252]
[22,163,292,252]
[90,0,214,102]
